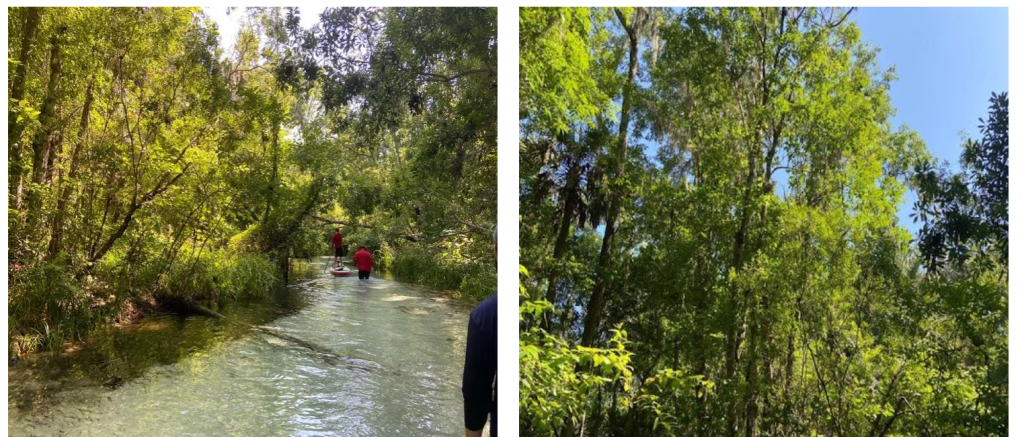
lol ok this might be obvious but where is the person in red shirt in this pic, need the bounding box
[331,229,344,268]
[352,246,373,279]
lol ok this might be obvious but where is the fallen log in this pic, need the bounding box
[252,325,381,372]
[159,297,226,319]
[179,301,380,372]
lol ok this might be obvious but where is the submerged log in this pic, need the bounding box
[158,297,225,319]
[190,303,226,320]
[252,325,381,372]
[160,296,379,371]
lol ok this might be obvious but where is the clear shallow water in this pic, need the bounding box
[8,260,472,436]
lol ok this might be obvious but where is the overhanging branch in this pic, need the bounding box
[310,214,374,229]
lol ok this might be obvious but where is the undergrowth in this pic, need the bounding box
[8,249,280,357]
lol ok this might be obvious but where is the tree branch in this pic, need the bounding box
[453,214,492,235]
[89,166,190,264]
[310,214,374,229]
[614,8,635,40]
[418,68,493,82]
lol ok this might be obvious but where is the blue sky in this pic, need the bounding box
[853,7,1008,235]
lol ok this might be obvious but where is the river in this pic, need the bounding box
[8,258,474,436]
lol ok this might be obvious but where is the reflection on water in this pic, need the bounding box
[8,259,472,436]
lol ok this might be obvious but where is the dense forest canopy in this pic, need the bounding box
[519,7,1006,436]
[8,7,496,355]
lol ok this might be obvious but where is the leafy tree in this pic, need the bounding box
[914,92,1008,271]
[910,92,1008,434]
[520,7,1006,436]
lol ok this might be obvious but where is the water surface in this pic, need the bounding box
[8,260,471,436]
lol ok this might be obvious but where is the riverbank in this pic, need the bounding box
[7,249,282,361]
[389,248,497,301]
[8,252,492,365]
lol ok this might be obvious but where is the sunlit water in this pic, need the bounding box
[9,259,472,436]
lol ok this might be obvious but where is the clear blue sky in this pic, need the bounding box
[853,7,1008,234]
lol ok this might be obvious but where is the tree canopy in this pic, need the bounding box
[8,7,496,355]
[519,7,1007,436]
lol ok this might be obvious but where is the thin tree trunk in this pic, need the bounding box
[693,239,711,436]
[26,27,67,232]
[581,8,640,347]
[743,302,761,437]
[262,116,281,225]
[726,144,758,399]
[156,198,207,278]
[44,129,64,185]
[49,80,94,259]
[543,157,581,331]
[88,169,188,264]
[741,14,790,430]
[89,189,114,260]
[9,7,43,204]
[530,139,556,208]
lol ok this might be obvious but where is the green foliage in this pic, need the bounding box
[8,7,496,354]
[159,249,282,302]
[8,260,104,353]
[519,7,612,135]
[908,93,1009,433]
[520,265,703,436]
[9,244,279,357]
[520,6,1006,436]
[520,265,634,436]
[391,247,496,300]
[914,92,1009,270]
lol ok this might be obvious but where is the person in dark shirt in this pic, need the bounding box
[331,229,344,268]
[463,227,497,437]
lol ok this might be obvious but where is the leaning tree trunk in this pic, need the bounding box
[580,9,640,348]
[9,7,43,205]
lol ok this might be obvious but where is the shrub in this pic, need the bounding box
[391,247,496,299]
[8,260,109,353]
[519,265,705,436]
[163,248,281,302]
[9,247,280,355]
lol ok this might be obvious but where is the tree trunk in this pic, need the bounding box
[743,301,761,437]
[693,238,712,436]
[9,7,43,205]
[742,118,784,437]
[529,139,556,208]
[26,27,66,232]
[543,157,581,331]
[49,81,94,259]
[580,9,640,347]
[279,246,290,283]
[262,116,281,225]
[44,126,66,186]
